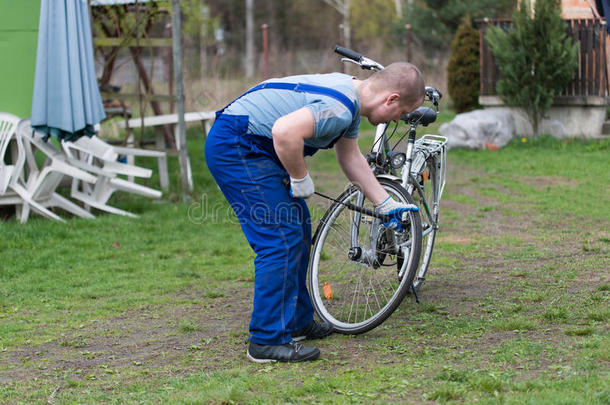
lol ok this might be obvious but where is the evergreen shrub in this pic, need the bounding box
[447,17,480,113]
[486,0,578,133]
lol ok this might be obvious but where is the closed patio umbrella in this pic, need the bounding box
[31,0,106,141]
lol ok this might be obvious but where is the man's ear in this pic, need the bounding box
[386,93,401,105]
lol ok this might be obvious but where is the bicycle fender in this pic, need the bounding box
[376,174,401,183]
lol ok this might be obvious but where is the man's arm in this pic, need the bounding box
[272,107,314,179]
[334,136,389,206]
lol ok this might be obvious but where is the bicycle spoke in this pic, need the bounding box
[309,180,422,333]
[348,266,365,323]
[366,271,382,314]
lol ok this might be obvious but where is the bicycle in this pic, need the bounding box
[307,46,447,334]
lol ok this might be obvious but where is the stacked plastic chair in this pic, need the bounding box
[0,114,166,223]
[62,135,164,218]
[0,114,72,222]
[16,120,98,221]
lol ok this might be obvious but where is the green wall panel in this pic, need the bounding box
[0,0,41,118]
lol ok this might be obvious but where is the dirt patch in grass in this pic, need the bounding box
[0,288,253,384]
[522,176,580,189]
[435,234,475,245]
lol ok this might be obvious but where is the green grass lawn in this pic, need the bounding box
[0,120,608,404]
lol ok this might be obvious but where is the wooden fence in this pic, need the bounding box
[478,18,608,98]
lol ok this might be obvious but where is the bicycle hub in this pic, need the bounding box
[348,246,362,261]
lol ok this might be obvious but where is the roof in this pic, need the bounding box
[91,0,159,6]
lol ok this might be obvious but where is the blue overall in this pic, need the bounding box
[205,82,356,345]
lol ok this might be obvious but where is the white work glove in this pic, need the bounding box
[375,196,419,231]
[290,172,315,199]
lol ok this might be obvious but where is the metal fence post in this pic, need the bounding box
[262,23,269,79]
[171,0,193,196]
[405,24,412,62]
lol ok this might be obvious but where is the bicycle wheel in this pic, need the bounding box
[409,157,438,291]
[308,178,422,334]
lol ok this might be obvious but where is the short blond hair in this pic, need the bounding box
[369,62,425,108]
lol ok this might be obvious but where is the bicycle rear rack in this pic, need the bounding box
[409,135,448,200]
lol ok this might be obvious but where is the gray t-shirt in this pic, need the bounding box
[223,72,361,149]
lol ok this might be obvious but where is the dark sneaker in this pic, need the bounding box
[247,341,320,363]
[291,320,334,342]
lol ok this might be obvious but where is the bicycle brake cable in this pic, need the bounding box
[281,178,412,225]
[313,189,390,222]
[370,127,386,152]
[384,121,399,144]
[391,127,410,151]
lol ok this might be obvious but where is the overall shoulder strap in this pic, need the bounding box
[218,82,357,118]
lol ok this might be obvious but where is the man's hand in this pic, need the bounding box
[290,172,315,198]
[376,196,418,230]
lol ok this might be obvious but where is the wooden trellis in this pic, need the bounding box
[91,0,192,193]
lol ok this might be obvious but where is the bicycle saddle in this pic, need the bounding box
[402,107,437,126]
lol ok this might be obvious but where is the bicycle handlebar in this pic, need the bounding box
[334,45,384,70]
[425,87,442,106]
[333,46,442,124]
[334,46,363,62]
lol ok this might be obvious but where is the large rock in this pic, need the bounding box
[439,109,516,149]
[484,107,568,138]
[479,96,606,138]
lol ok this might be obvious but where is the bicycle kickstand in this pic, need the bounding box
[411,283,421,304]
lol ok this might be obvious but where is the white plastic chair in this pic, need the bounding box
[0,114,20,194]
[0,113,66,223]
[72,135,166,177]
[62,135,164,218]
[17,120,97,221]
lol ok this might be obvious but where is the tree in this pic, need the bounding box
[319,0,352,49]
[404,0,514,51]
[178,0,218,79]
[245,0,255,78]
[447,16,480,113]
[486,0,578,132]
[393,0,403,17]
[351,0,399,45]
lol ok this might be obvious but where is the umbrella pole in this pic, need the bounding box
[171,0,193,197]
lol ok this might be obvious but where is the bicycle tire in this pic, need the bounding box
[409,158,438,291]
[308,178,422,334]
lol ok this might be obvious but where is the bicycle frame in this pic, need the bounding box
[334,45,447,281]
[371,122,447,229]
[305,47,444,333]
